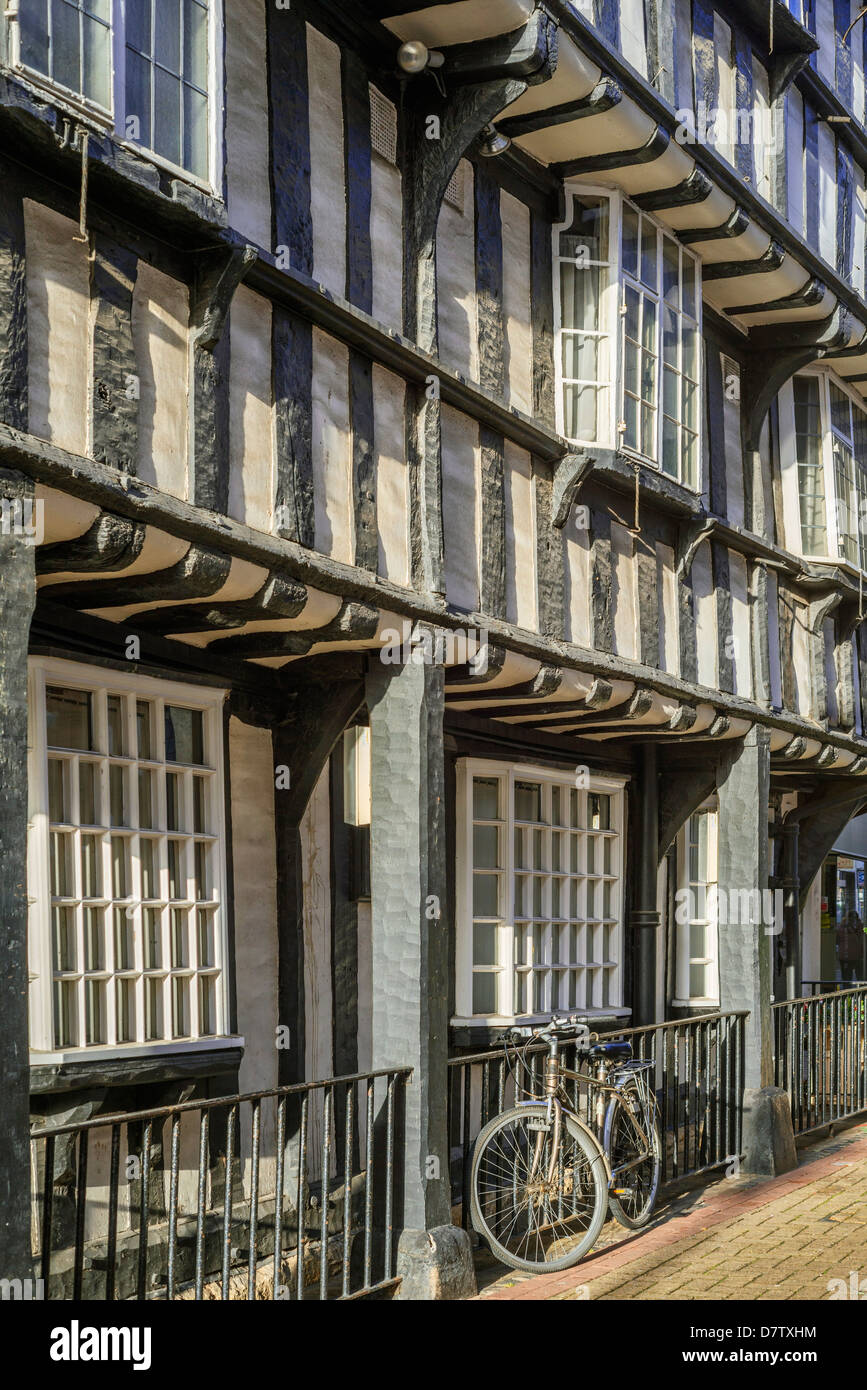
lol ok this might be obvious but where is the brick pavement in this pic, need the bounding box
[476,1119,867,1301]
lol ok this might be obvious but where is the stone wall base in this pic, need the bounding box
[394,1224,477,1301]
[741,1086,798,1177]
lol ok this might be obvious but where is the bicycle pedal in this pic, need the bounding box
[612,1188,634,1197]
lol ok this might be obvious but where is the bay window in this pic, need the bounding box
[455,759,626,1023]
[555,187,702,491]
[10,0,217,185]
[782,371,867,570]
[28,659,231,1058]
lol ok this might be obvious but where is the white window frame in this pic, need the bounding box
[454,757,628,1026]
[27,656,236,1062]
[5,0,222,193]
[554,184,703,493]
[779,366,867,574]
[674,802,720,1009]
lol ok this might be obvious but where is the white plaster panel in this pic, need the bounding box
[441,404,480,612]
[24,201,89,453]
[225,0,271,247]
[383,0,534,46]
[565,524,591,648]
[312,327,353,563]
[620,0,647,78]
[786,88,805,235]
[501,189,532,415]
[373,364,409,584]
[692,540,717,688]
[504,443,537,630]
[230,718,279,1097]
[228,285,274,533]
[307,24,346,298]
[131,261,189,499]
[371,153,404,331]
[818,121,837,267]
[815,0,837,87]
[714,14,735,166]
[437,161,477,380]
[728,549,752,699]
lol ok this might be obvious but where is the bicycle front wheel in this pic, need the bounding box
[470,1105,608,1273]
[603,1082,661,1229]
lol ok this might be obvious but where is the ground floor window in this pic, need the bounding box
[674,804,719,1007]
[455,759,626,1022]
[27,658,230,1057]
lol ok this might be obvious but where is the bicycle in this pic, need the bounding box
[469,1014,662,1273]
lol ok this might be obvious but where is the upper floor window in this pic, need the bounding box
[27,659,230,1058]
[555,188,702,492]
[12,0,216,185]
[781,371,867,571]
[455,759,626,1023]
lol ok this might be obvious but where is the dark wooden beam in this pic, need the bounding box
[498,78,622,137]
[36,514,146,575]
[42,543,230,608]
[554,125,670,179]
[0,162,27,431]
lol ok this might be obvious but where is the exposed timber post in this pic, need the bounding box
[632,743,660,1027]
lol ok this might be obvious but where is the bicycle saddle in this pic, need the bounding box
[589,1040,633,1062]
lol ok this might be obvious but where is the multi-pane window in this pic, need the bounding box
[792,376,827,556]
[556,194,614,445]
[13,1,214,183]
[785,372,867,570]
[675,807,719,1006]
[28,661,228,1055]
[555,189,702,491]
[457,761,625,1021]
[125,0,209,181]
[19,0,111,107]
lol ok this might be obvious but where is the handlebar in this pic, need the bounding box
[498,1014,597,1048]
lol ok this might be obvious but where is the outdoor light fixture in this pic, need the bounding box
[396,39,444,74]
[478,123,511,157]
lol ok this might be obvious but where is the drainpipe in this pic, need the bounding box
[633,742,660,1027]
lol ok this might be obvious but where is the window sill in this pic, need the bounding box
[0,66,227,234]
[30,1037,244,1096]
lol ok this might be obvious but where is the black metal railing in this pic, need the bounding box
[30,1067,411,1301]
[446,1012,747,1227]
[801,979,867,996]
[773,985,867,1135]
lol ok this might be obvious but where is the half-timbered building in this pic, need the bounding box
[2,0,867,1297]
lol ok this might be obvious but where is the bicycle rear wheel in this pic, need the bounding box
[470,1104,608,1273]
[603,1081,661,1229]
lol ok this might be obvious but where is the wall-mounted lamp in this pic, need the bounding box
[478,123,511,158]
[397,40,444,75]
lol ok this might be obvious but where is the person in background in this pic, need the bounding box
[836,911,864,983]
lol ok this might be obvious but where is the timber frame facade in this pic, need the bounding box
[3,0,867,1294]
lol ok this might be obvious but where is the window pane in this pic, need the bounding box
[79,762,98,825]
[473,874,499,916]
[640,218,658,290]
[154,66,182,167]
[146,978,164,1041]
[52,906,76,972]
[563,384,600,442]
[116,977,136,1042]
[155,0,182,71]
[473,824,499,869]
[197,908,215,967]
[622,203,640,277]
[138,769,154,829]
[107,695,125,756]
[47,687,93,750]
[110,764,126,826]
[473,777,499,820]
[165,706,204,764]
[560,261,603,332]
[50,831,73,898]
[559,194,609,262]
[193,776,207,833]
[172,976,190,1037]
[514,782,541,822]
[144,906,162,967]
[198,974,216,1035]
[20,0,50,75]
[183,83,208,179]
[54,980,78,1048]
[184,0,208,87]
[472,972,497,1015]
[115,906,134,970]
[473,922,498,966]
[140,837,158,899]
[82,10,110,105]
[52,0,81,92]
[125,47,152,149]
[136,701,153,760]
[85,980,106,1045]
[662,238,680,306]
[84,906,104,969]
[689,963,707,998]
[127,0,151,52]
[48,758,68,823]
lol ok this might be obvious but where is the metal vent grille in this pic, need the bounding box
[369,85,397,165]
[445,161,465,212]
